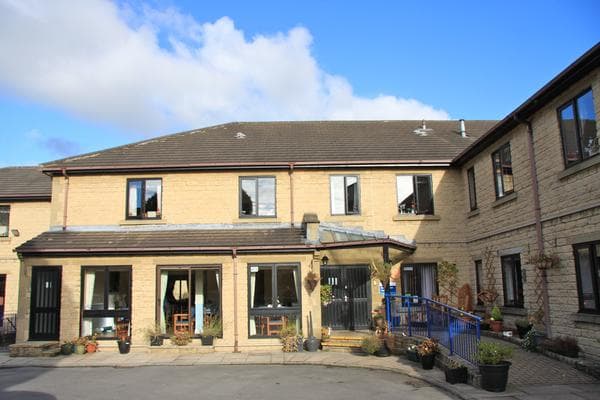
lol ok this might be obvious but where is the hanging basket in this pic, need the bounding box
[304,271,319,293]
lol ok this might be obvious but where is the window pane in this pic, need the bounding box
[250,313,300,337]
[502,259,515,305]
[192,269,221,335]
[493,151,504,197]
[397,176,415,214]
[345,176,359,214]
[251,268,272,307]
[475,260,483,305]
[468,168,477,210]
[241,179,257,215]
[82,316,118,338]
[501,145,514,193]
[277,267,299,307]
[83,270,105,310]
[144,179,161,218]
[577,91,598,160]
[330,176,345,214]
[415,176,433,214]
[108,270,130,310]
[258,177,276,216]
[0,206,8,237]
[576,247,597,310]
[127,181,142,217]
[560,104,580,165]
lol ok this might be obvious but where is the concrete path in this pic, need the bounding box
[0,348,598,400]
[0,365,455,400]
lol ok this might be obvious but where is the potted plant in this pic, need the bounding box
[304,312,320,352]
[85,335,98,353]
[406,344,420,362]
[170,331,192,346]
[489,306,503,333]
[280,320,300,352]
[476,341,513,392]
[144,324,164,346]
[515,319,532,339]
[201,316,222,346]
[117,335,131,354]
[303,271,319,293]
[360,334,380,356]
[320,284,333,306]
[445,359,468,384]
[60,339,75,355]
[74,337,87,354]
[417,338,438,369]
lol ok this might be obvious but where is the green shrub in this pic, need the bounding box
[521,329,538,352]
[476,341,512,364]
[361,335,381,355]
[490,306,503,321]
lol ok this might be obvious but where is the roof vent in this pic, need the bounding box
[235,132,246,139]
[413,119,433,136]
[459,119,467,138]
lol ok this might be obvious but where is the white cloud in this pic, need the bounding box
[0,0,449,134]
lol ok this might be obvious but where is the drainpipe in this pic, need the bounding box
[61,169,70,231]
[518,116,552,337]
[232,248,240,353]
[288,163,295,227]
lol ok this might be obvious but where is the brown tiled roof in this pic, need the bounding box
[15,227,415,255]
[0,166,51,201]
[42,120,497,173]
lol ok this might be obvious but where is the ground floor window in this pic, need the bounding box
[81,266,131,338]
[248,264,300,337]
[0,274,5,322]
[574,242,600,312]
[501,254,523,308]
[475,260,483,306]
[158,266,221,336]
[401,263,438,299]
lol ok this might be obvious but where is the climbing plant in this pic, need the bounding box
[437,261,458,306]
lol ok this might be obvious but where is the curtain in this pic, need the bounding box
[155,182,162,213]
[292,268,299,302]
[160,271,168,333]
[83,271,96,335]
[194,271,204,334]
[503,264,515,304]
[249,271,256,336]
[128,186,138,216]
[420,264,436,299]
[215,271,220,290]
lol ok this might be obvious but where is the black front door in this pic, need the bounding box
[321,265,370,330]
[30,267,61,341]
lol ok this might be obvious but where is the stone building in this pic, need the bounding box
[9,43,600,358]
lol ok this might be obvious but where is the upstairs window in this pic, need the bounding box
[501,254,524,308]
[559,89,598,167]
[127,179,162,219]
[467,167,478,211]
[573,242,600,313]
[0,206,8,237]
[330,175,360,215]
[492,143,514,199]
[396,175,434,215]
[240,177,276,217]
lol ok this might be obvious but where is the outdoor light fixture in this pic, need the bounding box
[321,255,329,265]
[11,229,19,237]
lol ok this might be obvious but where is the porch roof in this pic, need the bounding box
[15,224,416,256]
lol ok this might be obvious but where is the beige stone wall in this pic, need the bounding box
[17,252,317,352]
[462,67,600,359]
[0,201,50,315]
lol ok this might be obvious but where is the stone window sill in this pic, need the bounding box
[393,214,441,222]
[492,192,518,208]
[119,219,169,226]
[500,306,527,317]
[558,154,600,180]
[0,237,10,243]
[467,209,480,219]
[572,312,600,325]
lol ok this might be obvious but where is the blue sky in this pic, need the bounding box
[0,0,599,166]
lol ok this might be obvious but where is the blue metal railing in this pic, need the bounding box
[385,295,481,365]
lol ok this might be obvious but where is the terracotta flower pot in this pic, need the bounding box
[490,320,503,333]
[85,343,97,353]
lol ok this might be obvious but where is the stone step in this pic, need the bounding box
[9,342,60,357]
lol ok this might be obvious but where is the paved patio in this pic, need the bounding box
[0,339,598,400]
